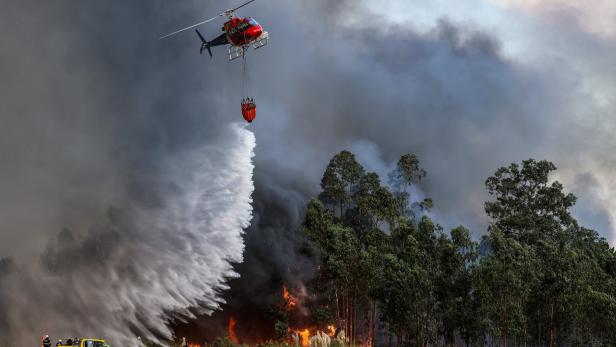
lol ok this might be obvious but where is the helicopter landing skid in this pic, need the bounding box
[228,45,246,61]
[251,31,268,50]
[228,32,269,61]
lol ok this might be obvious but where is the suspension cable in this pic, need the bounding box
[242,49,247,99]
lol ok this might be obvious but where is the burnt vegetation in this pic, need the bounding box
[299,151,616,347]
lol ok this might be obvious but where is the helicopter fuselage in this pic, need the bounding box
[223,17,264,46]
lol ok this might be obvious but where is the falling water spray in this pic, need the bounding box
[0,123,256,346]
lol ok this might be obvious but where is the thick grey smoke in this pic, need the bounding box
[246,0,616,238]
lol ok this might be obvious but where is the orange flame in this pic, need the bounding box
[188,344,201,347]
[228,317,239,344]
[289,326,338,347]
[283,285,298,310]
[290,328,310,347]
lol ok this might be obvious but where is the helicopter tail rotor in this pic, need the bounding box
[196,29,213,58]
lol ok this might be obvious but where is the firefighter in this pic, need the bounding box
[42,335,51,347]
[181,337,188,347]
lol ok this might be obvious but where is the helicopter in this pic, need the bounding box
[159,0,266,122]
[159,0,269,61]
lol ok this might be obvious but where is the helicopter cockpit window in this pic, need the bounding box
[248,18,259,26]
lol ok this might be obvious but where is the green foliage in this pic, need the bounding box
[313,306,335,327]
[389,154,426,191]
[274,320,289,341]
[308,151,463,346]
[305,152,616,347]
[476,228,537,342]
[212,337,247,347]
[482,158,616,346]
[256,342,294,347]
[484,159,577,242]
[356,173,397,227]
[435,226,480,345]
[320,150,364,216]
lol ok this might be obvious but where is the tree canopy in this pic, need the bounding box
[302,153,616,347]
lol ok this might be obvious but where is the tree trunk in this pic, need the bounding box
[352,296,355,347]
[347,295,351,343]
[548,303,555,347]
[368,299,376,347]
[500,288,508,347]
[335,289,341,326]
[354,294,358,346]
[344,294,349,341]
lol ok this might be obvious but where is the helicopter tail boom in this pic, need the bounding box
[196,30,230,59]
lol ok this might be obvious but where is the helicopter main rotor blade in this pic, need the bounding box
[159,0,257,39]
[159,15,221,39]
[229,0,257,12]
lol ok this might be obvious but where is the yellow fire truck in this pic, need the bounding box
[57,338,110,347]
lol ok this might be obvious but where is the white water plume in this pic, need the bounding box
[0,123,255,346]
